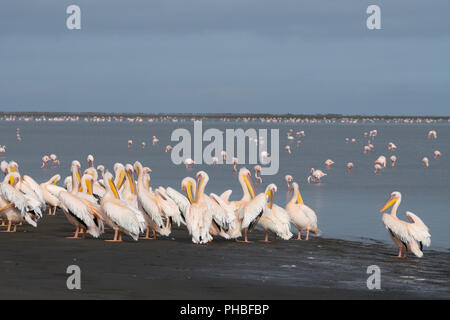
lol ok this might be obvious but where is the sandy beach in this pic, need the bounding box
[1,212,448,300]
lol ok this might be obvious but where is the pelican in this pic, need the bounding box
[0,173,38,231]
[87,154,94,168]
[285,175,293,190]
[379,192,431,258]
[133,161,166,240]
[257,184,293,242]
[230,168,267,243]
[285,183,320,240]
[40,174,61,215]
[100,171,147,242]
[195,171,236,240]
[181,176,211,244]
[58,162,103,239]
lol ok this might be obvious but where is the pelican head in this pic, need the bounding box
[265,183,277,209]
[181,177,196,204]
[133,161,143,177]
[104,171,120,199]
[87,154,94,167]
[5,172,20,186]
[113,163,126,189]
[125,164,136,194]
[380,191,401,213]
[8,161,19,173]
[50,174,61,185]
[195,171,209,201]
[239,167,256,199]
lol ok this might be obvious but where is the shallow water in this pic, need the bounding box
[1,118,449,250]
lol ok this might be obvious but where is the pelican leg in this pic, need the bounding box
[153,230,157,240]
[306,229,310,241]
[236,228,252,243]
[66,227,81,239]
[105,229,123,242]
[12,224,17,232]
[397,247,402,258]
[48,207,52,215]
[52,206,57,215]
[0,221,13,232]
[260,231,270,243]
[82,229,87,239]
[272,233,277,242]
[404,247,408,259]
[296,230,302,240]
[0,219,5,227]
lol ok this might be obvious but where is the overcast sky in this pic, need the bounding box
[1,0,449,115]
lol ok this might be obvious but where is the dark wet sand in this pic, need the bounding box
[0,212,448,300]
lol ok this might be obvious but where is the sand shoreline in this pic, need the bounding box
[0,213,448,300]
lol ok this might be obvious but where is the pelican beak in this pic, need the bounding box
[108,178,120,200]
[10,167,15,173]
[77,168,82,192]
[244,174,256,199]
[127,170,136,195]
[265,189,274,209]
[380,196,397,213]
[9,175,15,185]
[86,178,93,195]
[52,177,59,185]
[195,175,204,202]
[297,189,304,205]
[184,182,194,204]
[116,170,125,189]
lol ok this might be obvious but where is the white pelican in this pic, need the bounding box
[379,192,431,258]
[195,171,236,240]
[133,161,167,239]
[285,175,293,190]
[0,173,38,231]
[40,174,61,215]
[87,154,94,168]
[257,184,293,242]
[285,182,320,240]
[181,176,212,244]
[100,171,147,242]
[58,162,103,239]
[230,168,267,243]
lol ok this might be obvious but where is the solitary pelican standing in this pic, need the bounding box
[379,192,431,258]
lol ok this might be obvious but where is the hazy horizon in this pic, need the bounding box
[1,1,449,115]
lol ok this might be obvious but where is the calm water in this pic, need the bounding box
[1,119,449,250]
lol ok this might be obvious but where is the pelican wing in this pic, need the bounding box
[0,183,26,213]
[46,184,67,198]
[240,193,267,230]
[209,193,236,230]
[382,214,414,245]
[220,190,232,203]
[155,188,184,226]
[23,175,45,205]
[58,192,97,230]
[301,204,318,227]
[137,189,164,228]
[102,199,146,240]
[165,187,189,222]
[93,182,106,198]
[405,211,431,247]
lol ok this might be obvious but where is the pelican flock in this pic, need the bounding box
[0,114,442,260]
